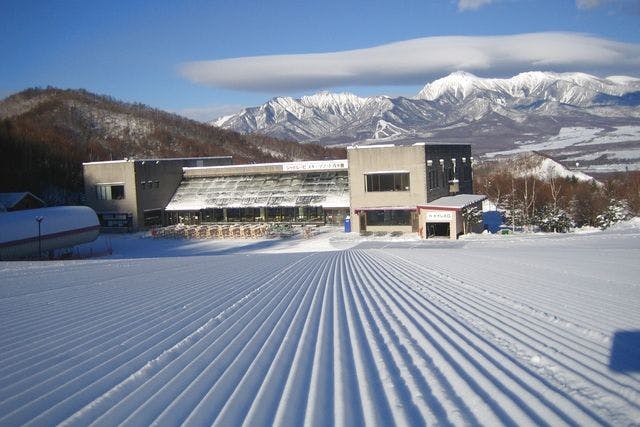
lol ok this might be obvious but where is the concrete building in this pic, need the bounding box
[348,143,484,239]
[83,156,232,230]
[83,143,484,238]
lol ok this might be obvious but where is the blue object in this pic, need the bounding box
[482,211,503,233]
[344,216,351,233]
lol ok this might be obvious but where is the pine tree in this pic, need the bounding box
[534,205,573,232]
[596,199,630,230]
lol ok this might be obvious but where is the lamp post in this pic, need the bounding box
[35,216,43,260]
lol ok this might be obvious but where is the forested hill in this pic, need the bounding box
[0,88,345,204]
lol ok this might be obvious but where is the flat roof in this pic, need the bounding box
[347,144,396,150]
[183,159,349,177]
[420,194,487,210]
[354,206,418,212]
[83,155,232,165]
[347,142,471,150]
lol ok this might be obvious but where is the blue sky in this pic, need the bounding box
[2,0,639,121]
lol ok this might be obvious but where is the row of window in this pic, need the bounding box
[365,164,469,193]
[365,173,410,192]
[141,181,160,190]
[365,209,412,226]
[428,163,471,190]
[98,212,133,229]
[95,181,161,200]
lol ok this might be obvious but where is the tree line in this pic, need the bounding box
[474,159,640,231]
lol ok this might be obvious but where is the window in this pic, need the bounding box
[428,168,438,189]
[365,173,410,192]
[365,210,412,226]
[98,212,132,228]
[95,184,125,200]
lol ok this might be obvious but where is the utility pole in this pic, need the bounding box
[35,216,44,260]
[511,178,516,233]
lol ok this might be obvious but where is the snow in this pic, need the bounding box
[606,75,640,86]
[212,114,235,127]
[485,126,640,158]
[372,119,405,140]
[424,194,487,209]
[573,148,640,161]
[214,71,640,150]
[1,223,639,425]
[417,70,640,102]
[300,92,368,113]
[0,206,99,244]
[525,157,595,182]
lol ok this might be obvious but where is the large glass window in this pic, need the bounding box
[365,173,410,192]
[96,184,125,200]
[365,209,412,226]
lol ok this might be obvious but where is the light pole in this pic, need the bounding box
[35,216,43,260]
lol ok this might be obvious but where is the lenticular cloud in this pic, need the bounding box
[180,32,640,92]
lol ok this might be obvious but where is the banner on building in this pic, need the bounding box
[282,160,348,172]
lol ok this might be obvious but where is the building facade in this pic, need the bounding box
[165,159,350,226]
[348,143,482,238]
[83,156,232,230]
[83,143,484,238]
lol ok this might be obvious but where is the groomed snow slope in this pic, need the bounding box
[1,226,639,425]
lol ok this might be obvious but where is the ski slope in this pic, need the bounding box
[1,225,639,425]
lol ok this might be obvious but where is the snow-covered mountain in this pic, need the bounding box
[416,71,640,105]
[213,71,640,171]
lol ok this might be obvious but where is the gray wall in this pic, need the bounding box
[425,144,473,202]
[83,161,139,227]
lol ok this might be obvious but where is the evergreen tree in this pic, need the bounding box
[534,205,573,232]
[596,199,630,230]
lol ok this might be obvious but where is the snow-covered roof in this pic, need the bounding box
[421,194,487,210]
[166,171,349,211]
[0,206,99,244]
[0,192,45,210]
[354,206,418,212]
[347,144,396,149]
[184,159,348,174]
[83,155,232,165]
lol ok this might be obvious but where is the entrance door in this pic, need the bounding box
[426,222,450,238]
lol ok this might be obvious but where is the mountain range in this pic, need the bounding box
[214,71,640,172]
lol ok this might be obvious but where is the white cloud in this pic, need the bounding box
[576,0,608,9]
[576,0,640,12]
[180,32,640,93]
[457,0,495,11]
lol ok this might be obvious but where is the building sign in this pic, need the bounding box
[282,159,348,172]
[426,210,454,221]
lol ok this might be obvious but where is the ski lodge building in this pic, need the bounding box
[83,143,485,239]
